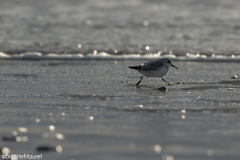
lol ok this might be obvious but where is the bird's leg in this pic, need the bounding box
[162,78,171,85]
[136,76,143,85]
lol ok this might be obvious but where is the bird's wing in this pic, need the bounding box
[141,60,163,71]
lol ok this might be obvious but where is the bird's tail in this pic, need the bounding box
[128,65,142,72]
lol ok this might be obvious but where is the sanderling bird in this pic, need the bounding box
[128,58,178,85]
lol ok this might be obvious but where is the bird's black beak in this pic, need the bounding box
[171,64,178,69]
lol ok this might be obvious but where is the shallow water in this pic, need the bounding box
[0,60,240,160]
[1,0,240,56]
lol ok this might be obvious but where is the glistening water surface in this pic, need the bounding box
[1,0,240,56]
[0,60,240,160]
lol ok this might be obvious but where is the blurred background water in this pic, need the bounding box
[1,0,240,57]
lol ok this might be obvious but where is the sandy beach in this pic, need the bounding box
[0,60,240,160]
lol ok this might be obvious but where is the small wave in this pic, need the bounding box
[1,51,240,62]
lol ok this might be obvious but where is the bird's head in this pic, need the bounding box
[163,58,178,69]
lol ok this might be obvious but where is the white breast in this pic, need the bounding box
[140,65,169,78]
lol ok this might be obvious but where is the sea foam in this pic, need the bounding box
[0,52,240,62]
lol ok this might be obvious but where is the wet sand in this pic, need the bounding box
[0,60,240,160]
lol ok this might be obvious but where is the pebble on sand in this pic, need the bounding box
[157,87,167,92]
[231,75,238,79]
[36,145,63,153]
[176,82,183,84]
[2,136,17,142]
[2,136,28,142]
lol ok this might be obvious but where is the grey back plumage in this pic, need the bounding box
[141,59,164,71]
[129,58,172,72]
